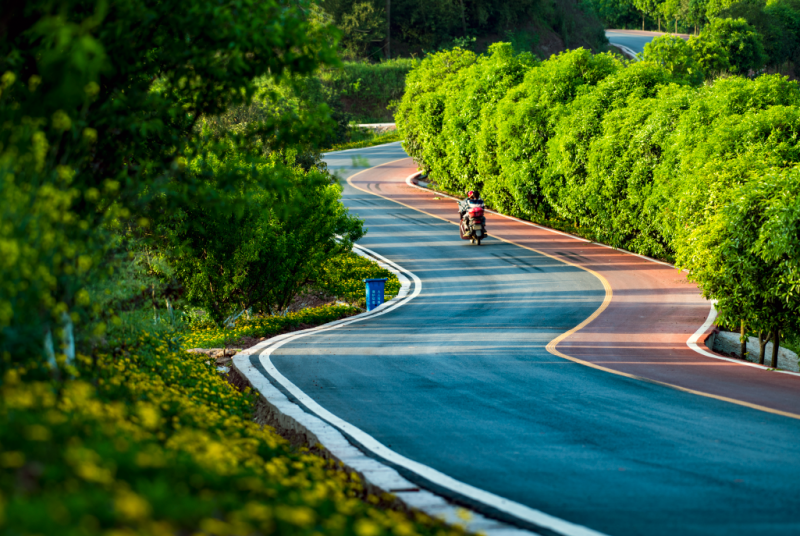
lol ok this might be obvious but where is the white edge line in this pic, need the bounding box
[405,174,800,377]
[234,241,609,536]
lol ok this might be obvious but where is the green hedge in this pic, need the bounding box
[397,43,800,348]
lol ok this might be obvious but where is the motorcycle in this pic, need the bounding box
[459,201,487,245]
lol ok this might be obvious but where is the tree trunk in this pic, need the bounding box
[460,0,467,36]
[771,330,781,368]
[740,320,747,359]
[642,13,645,31]
[675,19,678,33]
[386,0,391,59]
[658,17,661,32]
[758,331,771,365]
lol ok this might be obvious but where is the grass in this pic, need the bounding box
[318,59,418,102]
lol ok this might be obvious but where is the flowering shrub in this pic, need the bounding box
[0,333,467,535]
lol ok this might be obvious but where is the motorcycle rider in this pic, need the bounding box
[459,190,484,222]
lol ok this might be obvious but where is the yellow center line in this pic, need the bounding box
[346,159,800,421]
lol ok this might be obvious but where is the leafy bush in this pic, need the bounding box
[643,34,704,84]
[397,43,800,356]
[316,251,402,302]
[716,0,800,70]
[690,17,767,74]
[182,249,402,348]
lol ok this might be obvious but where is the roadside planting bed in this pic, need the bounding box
[0,252,431,536]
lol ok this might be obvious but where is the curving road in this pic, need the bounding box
[257,144,800,536]
[605,29,690,58]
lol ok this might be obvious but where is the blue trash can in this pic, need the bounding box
[364,278,388,311]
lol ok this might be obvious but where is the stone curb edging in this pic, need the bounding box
[231,243,551,536]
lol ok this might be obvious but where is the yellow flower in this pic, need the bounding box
[0,452,25,468]
[25,424,51,441]
[275,505,316,527]
[114,489,152,521]
[355,518,382,536]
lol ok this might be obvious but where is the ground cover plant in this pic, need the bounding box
[183,305,361,349]
[0,332,469,536]
[397,42,800,362]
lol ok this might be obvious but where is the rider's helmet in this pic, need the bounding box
[467,190,474,199]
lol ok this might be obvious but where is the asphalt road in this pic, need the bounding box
[605,30,689,55]
[266,143,800,536]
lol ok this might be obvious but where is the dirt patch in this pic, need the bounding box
[227,366,252,394]
[286,289,338,313]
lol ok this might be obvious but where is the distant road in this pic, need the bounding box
[605,29,690,57]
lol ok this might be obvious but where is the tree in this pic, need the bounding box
[677,170,800,367]
[692,17,767,73]
[643,34,705,84]
[0,0,339,373]
[174,155,364,325]
[633,0,660,29]
[660,0,690,32]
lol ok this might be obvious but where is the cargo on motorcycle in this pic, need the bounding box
[458,190,487,245]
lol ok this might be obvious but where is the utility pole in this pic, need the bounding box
[386,0,391,59]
